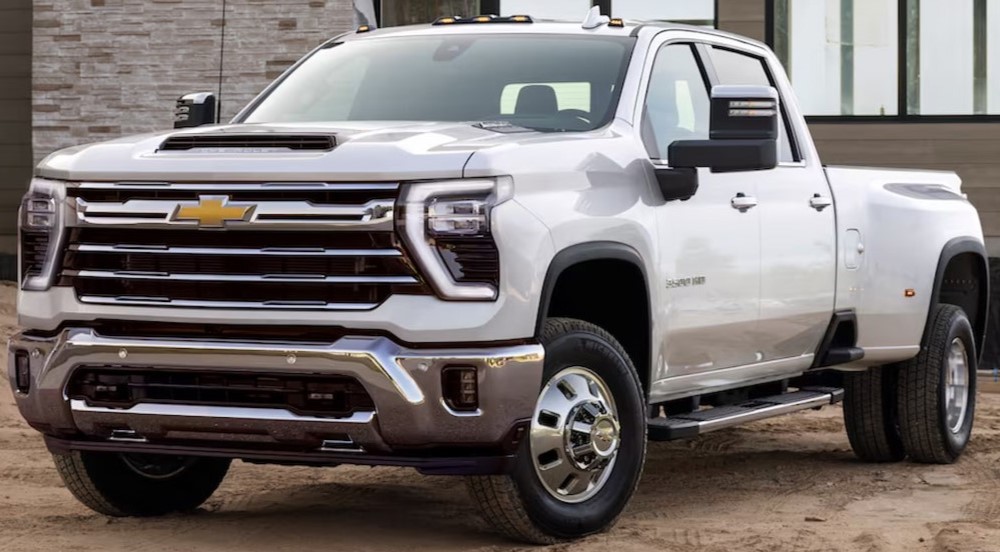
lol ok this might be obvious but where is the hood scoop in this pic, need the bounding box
[159,133,337,152]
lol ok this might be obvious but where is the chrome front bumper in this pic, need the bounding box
[8,328,544,460]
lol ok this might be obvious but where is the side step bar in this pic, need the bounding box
[648,387,844,441]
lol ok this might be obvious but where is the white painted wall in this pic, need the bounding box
[853,0,897,115]
[500,0,590,20]
[788,0,841,115]
[919,0,973,114]
[614,0,713,21]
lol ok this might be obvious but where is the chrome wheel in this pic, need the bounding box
[945,338,970,433]
[530,366,620,503]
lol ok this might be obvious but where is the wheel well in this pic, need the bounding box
[543,259,651,396]
[937,251,988,357]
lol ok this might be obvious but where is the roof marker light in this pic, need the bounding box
[432,15,534,25]
[608,18,625,28]
[357,24,372,33]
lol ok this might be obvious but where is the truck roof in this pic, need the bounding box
[334,16,763,49]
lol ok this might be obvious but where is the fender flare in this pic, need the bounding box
[535,241,652,336]
[926,236,989,359]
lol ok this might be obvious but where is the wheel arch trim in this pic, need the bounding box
[926,236,989,361]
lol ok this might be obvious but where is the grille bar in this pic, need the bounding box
[69,269,418,284]
[72,244,403,257]
[79,296,379,311]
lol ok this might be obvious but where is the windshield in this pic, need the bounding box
[241,34,635,132]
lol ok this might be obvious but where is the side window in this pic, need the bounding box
[641,44,711,161]
[707,46,799,163]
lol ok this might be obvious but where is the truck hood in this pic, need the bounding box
[35,122,549,182]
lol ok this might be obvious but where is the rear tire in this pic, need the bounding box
[466,318,646,544]
[897,304,977,464]
[53,451,231,516]
[843,366,905,462]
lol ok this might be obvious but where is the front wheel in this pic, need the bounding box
[53,451,231,516]
[897,304,977,463]
[467,318,647,544]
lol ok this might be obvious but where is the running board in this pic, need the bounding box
[647,387,844,441]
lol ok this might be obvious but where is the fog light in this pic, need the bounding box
[14,350,30,393]
[442,366,479,411]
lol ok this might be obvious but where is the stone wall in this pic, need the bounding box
[32,0,354,162]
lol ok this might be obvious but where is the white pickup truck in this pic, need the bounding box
[10,10,989,543]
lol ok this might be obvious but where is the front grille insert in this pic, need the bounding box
[159,134,336,152]
[68,367,375,419]
[59,183,434,309]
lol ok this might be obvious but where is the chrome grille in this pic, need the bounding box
[59,183,431,310]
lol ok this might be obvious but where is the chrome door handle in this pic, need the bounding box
[731,193,758,212]
[809,194,832,211]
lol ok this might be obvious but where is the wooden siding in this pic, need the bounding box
[716,0,767,42]
[0,0,30,256]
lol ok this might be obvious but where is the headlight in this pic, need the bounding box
[399,178,512,301]
[19,178,66,291]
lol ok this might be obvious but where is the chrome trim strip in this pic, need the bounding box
[78,296,379,311]
[69,399,377,424]
[70,270,417,284]
[695,393,834,433]
[74,198,395,228]
[72,244,403,257]
[73,182,400,191]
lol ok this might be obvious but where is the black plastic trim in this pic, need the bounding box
[43,436,516,476]
[927,237,990,361]
[811,309,862,369]
[535,241,651,337]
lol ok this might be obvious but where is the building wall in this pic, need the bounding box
[0,0,32,259]
[32,0,355,164]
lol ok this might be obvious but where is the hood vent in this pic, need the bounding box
[159,134,337,152]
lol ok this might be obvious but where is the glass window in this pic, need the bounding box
[773,0,999,117]
[641,44,711,160]
[773,0,898,116]
[500,83,590,114]
[243,35,634,133]
[907,0,998,115]
[381,0,480,26]
[708,47,797,162]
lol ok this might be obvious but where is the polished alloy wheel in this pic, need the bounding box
[120,454,194,480]
[945,337,970,433]
[530,366,620,503]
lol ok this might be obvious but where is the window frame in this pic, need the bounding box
[634,31,807,168]
[639,42,714,161]
[765,0,1000,123]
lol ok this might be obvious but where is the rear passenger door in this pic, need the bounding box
[705,45,837,364]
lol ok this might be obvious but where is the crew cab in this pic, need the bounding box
[10,9,988,543]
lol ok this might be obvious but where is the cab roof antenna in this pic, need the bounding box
[581,5,610,29]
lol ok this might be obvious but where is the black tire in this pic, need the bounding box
[898,304,977,464]
[467,318,647,544]
[53,451,231,516]
[843,366,905,462]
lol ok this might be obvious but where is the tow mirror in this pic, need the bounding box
[668,85,779,172]
[174,92,218,129]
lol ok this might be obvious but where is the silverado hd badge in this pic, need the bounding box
[171,195,255,228]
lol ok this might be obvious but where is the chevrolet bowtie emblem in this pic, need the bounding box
[172,196,254,228]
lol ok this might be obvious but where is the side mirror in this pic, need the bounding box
[174,92,218,129]
[667,85,779,172]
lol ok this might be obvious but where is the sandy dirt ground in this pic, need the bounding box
[2,284,1000,551]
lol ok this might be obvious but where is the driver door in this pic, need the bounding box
[643,42,763,383]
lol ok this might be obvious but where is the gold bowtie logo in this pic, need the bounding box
[172,196,254,228]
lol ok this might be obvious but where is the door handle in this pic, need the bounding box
[731,193,758,212]
[809,194,832,211]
